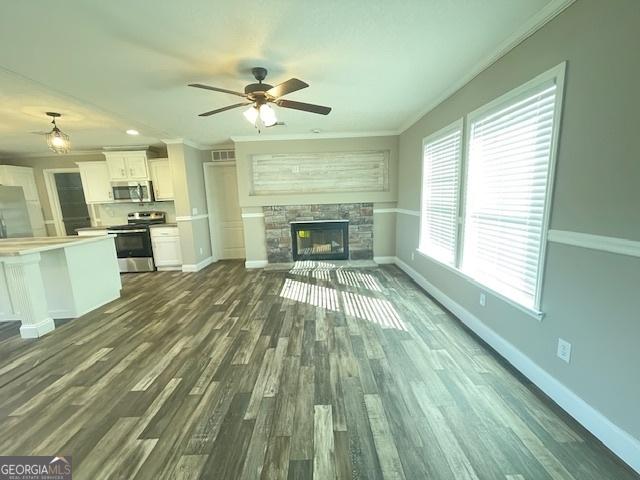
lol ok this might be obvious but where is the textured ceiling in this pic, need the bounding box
[0,0,557,155]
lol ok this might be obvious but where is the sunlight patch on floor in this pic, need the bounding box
[336,269,382,292]
[279,277,406,330]
[342,291,406,331]
[280,278,340,311]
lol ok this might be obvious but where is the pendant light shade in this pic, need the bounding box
[243,106,259,125]
[243,103,278,128]
[45,112,71,154]
[259,104,277,127]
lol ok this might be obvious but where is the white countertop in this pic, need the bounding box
[0,235,115,257]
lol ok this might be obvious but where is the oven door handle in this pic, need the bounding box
[108,229,148,234]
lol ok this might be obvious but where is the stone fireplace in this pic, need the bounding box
[263,203,373,263]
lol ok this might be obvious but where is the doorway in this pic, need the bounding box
[204,161,245,259]
[44,169,91,236]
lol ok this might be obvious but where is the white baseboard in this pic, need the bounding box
[392,256,640,474]
[373,256,396,264]
[157,266,183,271]
[182,256,215,273]
[19,317,55,339]
[245,260,268,269]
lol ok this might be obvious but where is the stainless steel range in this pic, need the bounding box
[107,211,166,273]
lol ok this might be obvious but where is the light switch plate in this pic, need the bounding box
[479,293,486,307]
[557,338,572,363]
[192,207,198,215]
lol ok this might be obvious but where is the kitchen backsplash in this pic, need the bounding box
[93,201,176,226]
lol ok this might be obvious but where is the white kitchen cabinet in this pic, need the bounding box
[149,158,174,201]
[0,165,39,201]
[0,165,46,236]
[77,161,112,203]
[150,226,182,270]
[104,151,149,181]
[126,155,149,180]
[105,154,127,180]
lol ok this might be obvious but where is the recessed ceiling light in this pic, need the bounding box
[126,129,140,136]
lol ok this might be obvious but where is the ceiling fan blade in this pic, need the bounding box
[189,83,247,98]
[199,102,251,117]
[276,99,331,115]
[267,78,309,98]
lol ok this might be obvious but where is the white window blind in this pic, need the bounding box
[419,125,462,265]
[462,82,558,310]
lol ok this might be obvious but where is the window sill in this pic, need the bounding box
[415,249,545,321]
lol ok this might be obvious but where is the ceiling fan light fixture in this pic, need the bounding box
[45,112,71,154]
[259,104,277,127]
[243,105,259,125]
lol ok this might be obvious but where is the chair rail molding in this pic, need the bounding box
[548,230,640,258]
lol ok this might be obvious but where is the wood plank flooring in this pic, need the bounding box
[0,260,636,479]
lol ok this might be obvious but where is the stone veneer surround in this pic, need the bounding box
[263,203,373,263]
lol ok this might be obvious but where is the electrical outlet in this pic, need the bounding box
[199,247,203,255]
[557,338,572,363]
[192,207,198,216]
[479,293,486,307]
[411,252,415,261]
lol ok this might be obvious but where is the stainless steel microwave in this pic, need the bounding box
[111,181,154,203]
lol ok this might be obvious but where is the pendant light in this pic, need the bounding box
[45,112,71,154]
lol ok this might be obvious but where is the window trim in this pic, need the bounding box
[418,118,464,266]
[416,62,566,319]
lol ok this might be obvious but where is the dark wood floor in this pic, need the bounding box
[0,260,636,479]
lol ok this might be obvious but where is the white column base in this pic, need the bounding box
[19,317,55,339]
[1,253,56,340]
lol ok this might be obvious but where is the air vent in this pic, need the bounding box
[211,149,235,161]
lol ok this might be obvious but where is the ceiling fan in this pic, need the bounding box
[188,67,331,128]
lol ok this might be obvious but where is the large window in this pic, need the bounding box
[419,121,462,265]
[418,64,564,314]
[462,81,558,310]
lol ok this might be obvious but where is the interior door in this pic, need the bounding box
[205,163,245,259]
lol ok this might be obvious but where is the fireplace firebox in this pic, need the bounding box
[291,220,349,261]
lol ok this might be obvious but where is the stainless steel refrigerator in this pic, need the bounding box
[0,185,33,239]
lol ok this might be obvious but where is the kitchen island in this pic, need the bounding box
[0,235,121,338]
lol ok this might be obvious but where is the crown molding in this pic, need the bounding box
[102,145,150,152]
[5,149,106,159]
[398,0,576,133]
[161,137,214,150]
[230,130,400,143]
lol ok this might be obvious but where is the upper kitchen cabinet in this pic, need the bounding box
[104,151,149,181]
[149,158,174,201]
[0,165,39,201]
[77,161,112,203]
[0,165,47,236]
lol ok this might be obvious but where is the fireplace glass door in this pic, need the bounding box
[291,221,349,261]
